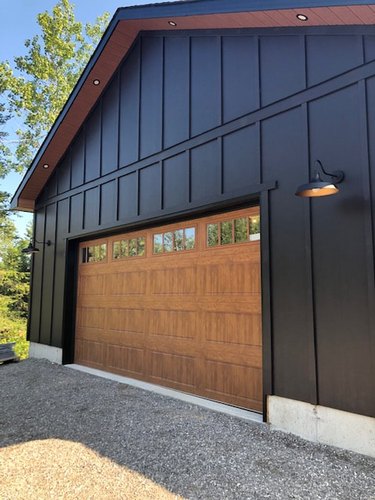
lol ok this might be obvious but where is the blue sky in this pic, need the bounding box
[0,0,164,236]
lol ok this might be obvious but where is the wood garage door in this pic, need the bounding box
[75,207,262,411]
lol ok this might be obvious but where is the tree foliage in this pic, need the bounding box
[0,104,11,178]
[0,0,109,173]
[0,192,31,319]
[0,192,30,356]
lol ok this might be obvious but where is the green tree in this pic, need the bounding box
[0,193,31,319]
[0,104,11,178]
[0,0,109,173]
[0,193,30,359]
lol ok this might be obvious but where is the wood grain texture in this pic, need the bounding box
[75,207,262,411]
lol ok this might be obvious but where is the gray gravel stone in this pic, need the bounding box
[1,359,374,499]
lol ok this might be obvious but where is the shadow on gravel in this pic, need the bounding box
[1,359,374,500]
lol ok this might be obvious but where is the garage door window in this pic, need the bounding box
[113,237,145,259]
[153,227,196,254]
[207,214,260,247]
[81,243,107,263]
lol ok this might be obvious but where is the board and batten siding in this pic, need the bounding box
[31,28,375,418]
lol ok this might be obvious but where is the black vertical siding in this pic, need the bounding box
[190,36,221,136]
[364,35,375,62]
[39,203,57,344]
[309,85,374,415]
[29,208,45,342]
[119,41,140,166]
[85,104,101,182]
[139,163,161,216]
[118,173,138,219]
[140,37,163,158]
[31,28,375,418]
[262,108,317,404]
[71,130,85,189]
[222,36,259,122]
[190,140,220,203]
[100,181,117,226]
[163,153,188,210]
[260,36,305,106]
[57,155,71,194]
[306,35,363,86]
[222,125,260,193]
[101,75,119,175]
[84,187,100,230]
[69,193,84,234]
[163,37,190,148]
[51,198,69,347]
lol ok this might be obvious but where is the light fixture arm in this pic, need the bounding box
[22,239,53,254]
[34,239,52,246]
[314,160,344,184]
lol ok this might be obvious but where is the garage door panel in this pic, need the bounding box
[147,310,197,339]
[146,335,199,357]
[150,267,198,295]
[76,328,105,343]
[202,263,260,294]
[148,351,197,388]
[102,330,145,349]
[78,296,200,311]
[75,206,262,412]
[106,271,147,296]
[204,312,262,346]
[204,344,262,368]
[75,339,105,368]
[76,306,106,329]
[198,247,260,265]
[106,344,145,375]
[205,361,262,401]
[196,296,261,314]
[78,275,105,296]
[107,308,146,333]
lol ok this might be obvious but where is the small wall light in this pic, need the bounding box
[42,163,49,169]
[22,239,52,254]
[296,14,309,21]
[168,21,177,26]
[295,160,345,198]
[93,79,100,86]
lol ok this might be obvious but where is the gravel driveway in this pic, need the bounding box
[0,359,374,500]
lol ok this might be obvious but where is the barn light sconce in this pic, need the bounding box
[22,239,52,254]
[295,160,344,198]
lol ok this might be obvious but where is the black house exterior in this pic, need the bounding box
[12,0,375,456]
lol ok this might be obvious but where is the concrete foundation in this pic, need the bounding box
[268,395,375,458]
[29,342,62,364]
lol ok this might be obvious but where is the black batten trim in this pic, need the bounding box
[260,188,273,421]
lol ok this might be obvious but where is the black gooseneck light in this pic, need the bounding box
[22,239,52,254]
[295,160,345,198]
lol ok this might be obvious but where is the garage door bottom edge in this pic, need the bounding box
[66,363,263,424]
